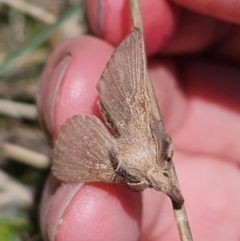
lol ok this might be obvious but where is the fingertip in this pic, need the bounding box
[175,152,240,240]
[85,0,131,45]
[37,36,114,142]
[37,55,72,143]
[148,59,187,132]
[85,0,178,55]
[40,174,77,241]
[41,181,142,241]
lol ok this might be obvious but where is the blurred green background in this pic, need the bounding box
[0,1,85,240]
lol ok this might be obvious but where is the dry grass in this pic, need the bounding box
[0,1,85,240]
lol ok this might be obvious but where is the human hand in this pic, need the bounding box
[38,1,240,240]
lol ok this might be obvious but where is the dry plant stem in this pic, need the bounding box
[1,142,50,169]
[127,0,193,240]
[0,169,33,208]
[0,0,56,24]
[0,82,37,99]
[0,99,37,119]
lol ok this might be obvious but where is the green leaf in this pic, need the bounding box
[0,4,80,75]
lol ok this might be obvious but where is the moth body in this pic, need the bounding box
[52,28,184,205]
[108,136,179,201]
[112,137,157,179]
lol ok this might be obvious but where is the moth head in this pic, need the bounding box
[146,167,170,191]
[146,167,184,205]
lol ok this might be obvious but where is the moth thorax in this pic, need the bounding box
[113,138,156,171]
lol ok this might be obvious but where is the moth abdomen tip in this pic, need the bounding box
[167,186,184,206]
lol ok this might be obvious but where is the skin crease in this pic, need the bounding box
[38,0,240,240]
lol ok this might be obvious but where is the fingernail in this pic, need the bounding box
[50,183,83,241]
[41,177,83,241]
[97,0,104,37]
[84,0,104,37]
[40,56,71,145]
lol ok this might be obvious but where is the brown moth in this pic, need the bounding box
[52,28,184,205]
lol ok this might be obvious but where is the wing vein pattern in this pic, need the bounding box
[52,114,117,182]
[97,28,151,139]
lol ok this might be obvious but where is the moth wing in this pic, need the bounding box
[97,28,151,138]
[52,114,117,183]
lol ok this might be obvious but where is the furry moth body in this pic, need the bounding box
[52,28,184,205]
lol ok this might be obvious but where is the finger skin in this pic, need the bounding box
[170,0,240,24]
[171,60,240,163]
[38,36,143,241]
[38,2,240,239]
[84,0,239,55]
[38,35,240,240]
[37,36,114,143]
[159,154,240,241]
[85,0,179,54]
[40,177,142,241]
